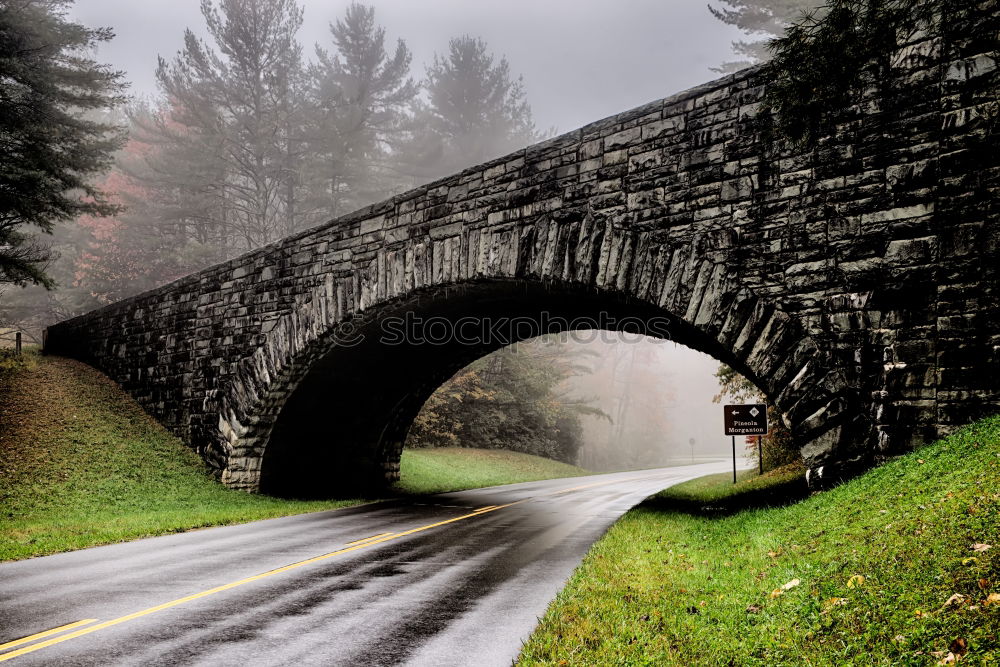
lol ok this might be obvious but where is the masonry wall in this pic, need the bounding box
[45,10,999,491]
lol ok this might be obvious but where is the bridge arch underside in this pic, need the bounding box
[251,280,869,499]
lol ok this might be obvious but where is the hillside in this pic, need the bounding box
[519,417,1000,665]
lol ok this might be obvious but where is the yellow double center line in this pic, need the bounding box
[0,473,657,662]
[0,620,98,653]
[0,501,525,662]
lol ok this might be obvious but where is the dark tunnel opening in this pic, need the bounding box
[258,280,773,499]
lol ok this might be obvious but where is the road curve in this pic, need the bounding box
[0,461,733,666]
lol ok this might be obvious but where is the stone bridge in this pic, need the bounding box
[45,21,998,497]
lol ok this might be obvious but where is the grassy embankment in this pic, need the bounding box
[0,352,589,561]
[520,418,1000,666]
[398,447,590,495]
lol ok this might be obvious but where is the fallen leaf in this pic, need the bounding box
[936,651,959,665]
[822,597,848,612]
[918,459,925,464]
[972,543,992,552]
[985,593,1000,606]
[978,578,990,590]
[782,578,801,591]
[746,604,761,614]
[769,589,784,599]
[950,638,968,657]
[894,635,906,642]
[943,593,966,608]
[962,557,979,566]
[847,574,866,589]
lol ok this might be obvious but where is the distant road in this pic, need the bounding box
[0,461,733,666]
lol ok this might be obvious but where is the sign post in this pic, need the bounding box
[723,404,769,483]
[731,434,737,483]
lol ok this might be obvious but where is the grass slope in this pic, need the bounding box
[519,418,1000,666]
[660,462,809,515]
[0,354,592,561]
[0,353,367,561]
[396,447,591,495]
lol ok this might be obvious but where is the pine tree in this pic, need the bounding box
[709,0,823,71]
[121,101,233,269]
[154,0,306,251]
[0,0,126,288]
[417,36,539,179]
[304,3,417,221]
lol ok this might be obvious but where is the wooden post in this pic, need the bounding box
[732,435,737,484]
[758,435,763,475]
[15,332,21,356]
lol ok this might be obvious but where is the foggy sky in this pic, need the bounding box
[69,0,745,134]
[665,345,737,459]
[66,0,749,461]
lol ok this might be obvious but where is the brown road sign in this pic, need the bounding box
[723,404,768,436]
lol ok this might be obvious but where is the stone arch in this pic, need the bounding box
[41,21,1000,497]
[210,224,869,496]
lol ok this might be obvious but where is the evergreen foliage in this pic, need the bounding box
[153,0,306,250]
[712,0,998,144]
[304,2,417,219]
[1,1,546,334]
[763,0,999,144]
[0,0,126,288]
[418,35,540,177]
[709,0,821,71]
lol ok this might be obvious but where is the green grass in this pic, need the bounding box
[0,353,369,561]
[656,462,809,515]
[519,417,1000,666]
[395,447,591,495]
[0,354,590,561]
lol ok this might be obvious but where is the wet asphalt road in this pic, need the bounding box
[0,461,733,666]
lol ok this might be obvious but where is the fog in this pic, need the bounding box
[568,337,740,469]
[68,0,743,134]
[41,1,754,467]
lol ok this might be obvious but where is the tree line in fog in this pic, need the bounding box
[2,0,541,337]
